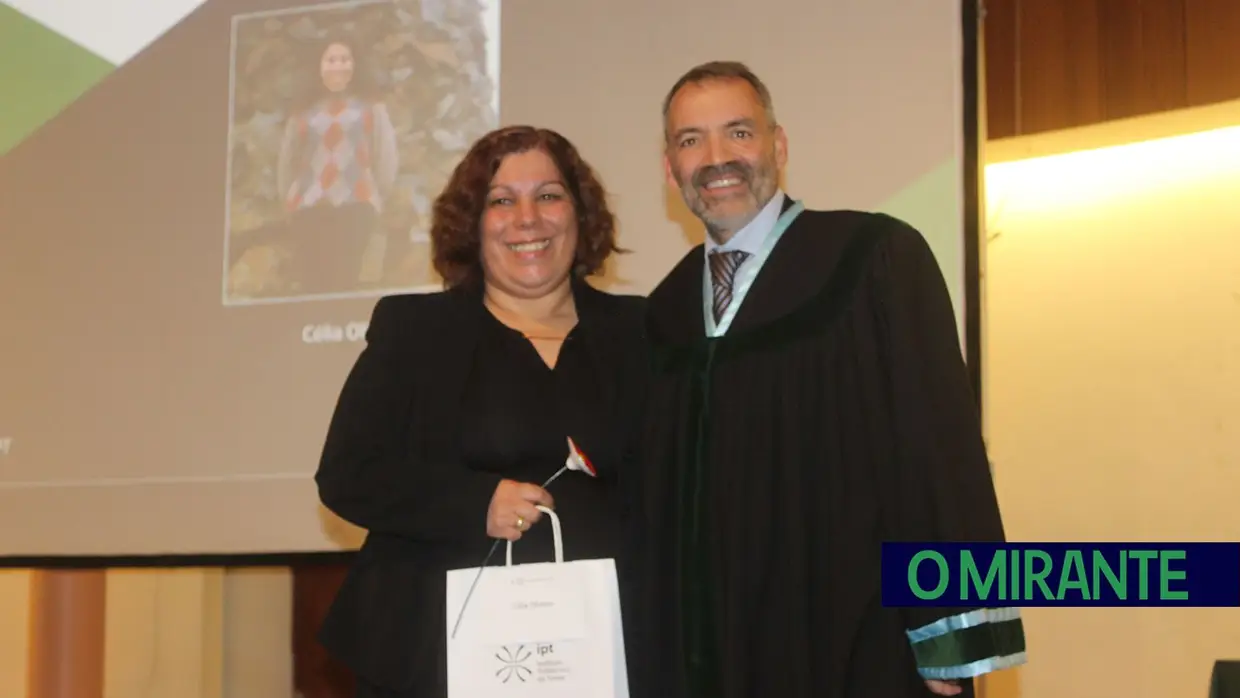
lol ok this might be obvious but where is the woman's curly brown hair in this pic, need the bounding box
[431,125,624,289]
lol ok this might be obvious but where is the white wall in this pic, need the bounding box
[980,100,1240,698]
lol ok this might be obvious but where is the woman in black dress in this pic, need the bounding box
[313,125,647,696]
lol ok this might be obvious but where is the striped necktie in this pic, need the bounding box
[708,250,750,323]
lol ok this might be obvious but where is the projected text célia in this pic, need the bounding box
[302,321,369,345]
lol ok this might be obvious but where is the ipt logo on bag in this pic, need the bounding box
[493,642,581,686]
[495,644,534,683]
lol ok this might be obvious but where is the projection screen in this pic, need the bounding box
[0,0,979,557]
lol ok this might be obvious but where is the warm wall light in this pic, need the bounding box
[984,123,1240,215]
[978,107,1240,698]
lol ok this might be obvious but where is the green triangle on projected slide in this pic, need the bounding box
[876,156,966,318]
[0,2,115,156]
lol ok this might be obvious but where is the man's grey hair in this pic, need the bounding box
[661,60,777,140]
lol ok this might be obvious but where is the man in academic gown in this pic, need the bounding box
[623,60,1027,698]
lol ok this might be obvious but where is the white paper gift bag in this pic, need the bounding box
[445,505,630,698]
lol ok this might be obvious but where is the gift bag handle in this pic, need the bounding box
[504,505,563,566]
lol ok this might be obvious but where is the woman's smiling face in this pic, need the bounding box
[478,148,579,299]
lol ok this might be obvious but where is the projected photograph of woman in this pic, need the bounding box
[222,0,499,305]
[276,35,399,295]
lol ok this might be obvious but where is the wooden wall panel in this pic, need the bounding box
[984,0,1240,139]
[292,563,355,698]
[1184,0,1240,106]
[982,0,1018,138]
[1017,0,1105,135]
[1097,0,1187,121]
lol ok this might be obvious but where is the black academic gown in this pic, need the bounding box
[625,202,1026,698]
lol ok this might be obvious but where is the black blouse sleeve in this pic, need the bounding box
[315,295,503,542]
[874,216,1028,680]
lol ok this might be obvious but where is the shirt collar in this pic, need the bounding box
[703,189,787,257]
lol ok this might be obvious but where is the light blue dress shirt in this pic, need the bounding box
[703,189,787,307]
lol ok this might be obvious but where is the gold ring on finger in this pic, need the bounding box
[515,516,525,530]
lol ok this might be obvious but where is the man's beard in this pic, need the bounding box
[679,157,778,239]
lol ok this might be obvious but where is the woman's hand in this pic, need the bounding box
[486,479,554,541]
